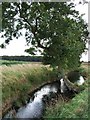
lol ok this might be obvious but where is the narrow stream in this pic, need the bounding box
[3,83,59,119]
[2,71,85,119]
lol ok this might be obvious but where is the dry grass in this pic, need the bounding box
[1,63,54,115]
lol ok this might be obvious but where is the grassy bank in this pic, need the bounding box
[43,88,88,119]
[43,64,89,119]
[1,63,56,114]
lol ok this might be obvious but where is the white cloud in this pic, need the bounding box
[0,36,30,56]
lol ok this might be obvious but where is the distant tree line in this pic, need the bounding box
[0,56,43,62]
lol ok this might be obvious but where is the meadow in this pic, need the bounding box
[0,60,27,66]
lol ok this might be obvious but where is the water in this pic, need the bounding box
[16,85,58,118]
[3,74,85,119]
[3,84,58,119]
[60,78,69,93]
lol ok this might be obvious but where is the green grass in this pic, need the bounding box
[43,65,89,119]
[44,88,88,119]
[0,60,26,66]
[1,63,57,113]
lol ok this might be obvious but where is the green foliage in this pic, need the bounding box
[1,2,89,70]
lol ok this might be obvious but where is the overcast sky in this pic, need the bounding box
[0,0,89,61]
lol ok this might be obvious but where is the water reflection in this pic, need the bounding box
[3,85,58,119]
[16,85,58,118]
[16,100,43,118]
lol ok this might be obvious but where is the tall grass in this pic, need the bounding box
[44,88,88,119]
[1,63,56,110]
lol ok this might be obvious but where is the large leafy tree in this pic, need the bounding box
[0,2,89,71]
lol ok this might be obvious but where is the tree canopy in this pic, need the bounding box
[0,2,89,71]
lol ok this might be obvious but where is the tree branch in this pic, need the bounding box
[18,4,47,50]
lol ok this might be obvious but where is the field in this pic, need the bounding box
[0,60,28,66]
[0,60,89,118]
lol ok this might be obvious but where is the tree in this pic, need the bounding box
[0,2,89,72]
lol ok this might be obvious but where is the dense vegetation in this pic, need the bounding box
[1,56,42,62]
